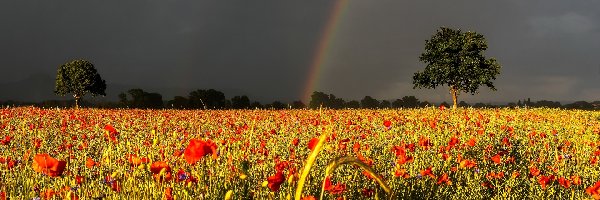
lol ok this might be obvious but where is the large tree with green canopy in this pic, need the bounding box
[54,59,106,109]
[413,27,501,109]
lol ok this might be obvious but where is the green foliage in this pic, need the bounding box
[413,27,501,107]
[231,95,251,109]
[308,91,346,109]
[125,88,164,109]
[392,96,421,108]
[360,96,379,109]
[309,91,329,109]
[54,60,106,108]
[188,89,226,109]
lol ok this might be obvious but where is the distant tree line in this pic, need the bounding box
[307,91,429,109]
[2,90,599,111]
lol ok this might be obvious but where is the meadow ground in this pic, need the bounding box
[1,107,600,199]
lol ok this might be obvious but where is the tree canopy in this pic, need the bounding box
[413,27,501,109]
[54,59,106,108]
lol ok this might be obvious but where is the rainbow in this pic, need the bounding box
[302,0,350,103]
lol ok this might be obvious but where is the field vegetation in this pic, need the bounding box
[1,107,600,199]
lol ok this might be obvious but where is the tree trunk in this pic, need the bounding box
[73,94,80,109]
[450,87,458,110]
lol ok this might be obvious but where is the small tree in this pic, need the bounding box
[413,27,501,109]
[360,96,380,109]
[54,60,106,109]
[309,91,329,109]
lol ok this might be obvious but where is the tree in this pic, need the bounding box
[231,95,251,109]
[400,96,420,108]
[360,96,379,109]
[143,92,163,109]
[328,94,345,109]
[127,89,146,108]
[250,101,263,109]
[391,99,403,108]
[54,59,106,108]
[118,92,128,106]
[380,100,391,108]
[291,101,306,109]
[413,27,501,109]
[345,100,360,109]
[309,91,329,109]
[564,101,593,110]
[168,96,189,109]
[188,89,226,109]
[267,101,286,110]
[126,89,163,109]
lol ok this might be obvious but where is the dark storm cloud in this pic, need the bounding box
[318,0,600,103]
[0,0,598,103]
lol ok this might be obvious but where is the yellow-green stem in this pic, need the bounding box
[294,128,329,200]
[320,157,392,200]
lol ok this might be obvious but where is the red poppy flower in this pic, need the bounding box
[86,157,97,168]
[164,187,173,200]
[324,176,346,194]
[150,161,172,182]
[292,138,299,146]
[502,137,511,147]
[104,175,121,192]
[467,138,476,147]
[538,175,554,189]
[383,120,392,128]
[392,146,414,165]
[127,154,149,166]
[512,171,521,179]
[448,136,459,148]
[338,138,350,150]
[486,172,504,180]
[418,136,432,150]
[529,166,541,177]
[481,181,494,189]
[420,167,435,179]
[150,161,171,174]
[104,125,117,134]
[558,177,570,189]
[437,173,451,185]
[361,188,375,197]
[0,136,10,145]
[75,175,85,185]
[307,138,319,151]
[267,171,285,192]
[571,175,582,185]
[459,159,476,169]
[275,160,289,173]
[352,142,361,153]
[32,138,42,149]
[586,180,600,199]
[429,120,437,129]
[40,189,57,199]
[32,154,67,177]
[184,139,218,165]
[301,196,316,200]
[491,154,501,164]
[0,157,15,170]
[395,168,410,178]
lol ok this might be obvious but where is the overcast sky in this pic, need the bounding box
[1,0,599,103]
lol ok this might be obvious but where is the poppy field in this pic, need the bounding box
[1,107,600,199]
